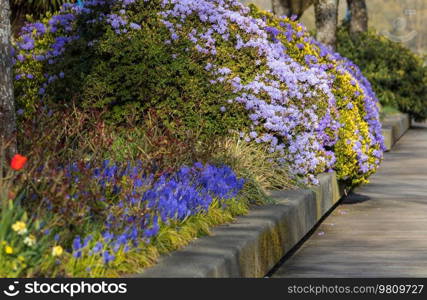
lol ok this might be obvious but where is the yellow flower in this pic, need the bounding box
[24,235,36,247]
[18,255,25,262]
[52,245,63,257]
[12,221,28,235]
[5,245,13,254]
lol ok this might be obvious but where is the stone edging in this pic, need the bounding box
[382,113,411,151]
[136,172,344,278]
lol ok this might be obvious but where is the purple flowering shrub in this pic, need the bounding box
[13,0,384,185]
[13,0,333,184]
[157,0,343,184]
[13,0,247,129]
[250,7,385,185]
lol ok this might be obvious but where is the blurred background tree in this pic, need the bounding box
[313,0,339,49]
[346,0,368,34]
[241,0,427,58]
[271,0,313,18]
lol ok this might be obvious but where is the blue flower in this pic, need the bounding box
[72,236,82,251]
[73,251,82,258]
[103,251,115,264]
[102,231,114,242]
[92,242,103,253]
[129,23,141,30]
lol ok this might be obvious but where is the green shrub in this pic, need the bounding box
[337,27,427,121]
[21,1,252,142]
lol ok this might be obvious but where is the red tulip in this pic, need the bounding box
[10,154,28,171]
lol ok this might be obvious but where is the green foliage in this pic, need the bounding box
[211,134,297,204]
[337,27,427,121]
[380,105,400,121]
[0,167,57,277]
[38,1,252,143]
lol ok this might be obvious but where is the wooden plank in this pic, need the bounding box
[273,125,427,278]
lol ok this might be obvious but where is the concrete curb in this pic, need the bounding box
[137,172,344,278]
[382,113,411,151]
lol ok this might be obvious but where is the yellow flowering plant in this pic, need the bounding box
[0,153,58,277]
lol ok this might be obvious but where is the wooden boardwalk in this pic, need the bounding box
[273,124,427,277]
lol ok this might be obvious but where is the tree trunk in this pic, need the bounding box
[0,0,17,158]
[347,0,368,34]
[272,0,292,17]
[314,0,339,50]
[272,0,314,19]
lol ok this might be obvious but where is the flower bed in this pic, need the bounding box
[1,156,248,276]
[2,0,387,277]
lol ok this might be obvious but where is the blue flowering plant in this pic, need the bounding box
[12,152,246,276]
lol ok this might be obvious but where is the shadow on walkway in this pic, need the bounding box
[341,192,370,204]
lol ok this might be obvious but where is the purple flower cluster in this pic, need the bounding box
[13,0,143,102]
[56,160,244,264]
[305,38,385,174]
[159,0,342,183]
[158,0,385,182]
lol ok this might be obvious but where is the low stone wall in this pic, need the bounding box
[137,172,344,278]
[382,113,411,151]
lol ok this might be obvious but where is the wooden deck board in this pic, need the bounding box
[273,124,427,277]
